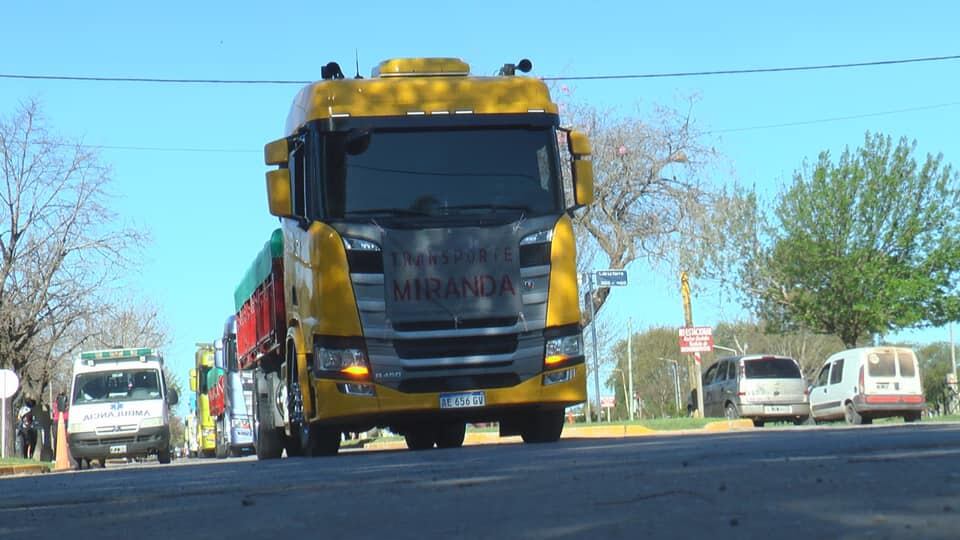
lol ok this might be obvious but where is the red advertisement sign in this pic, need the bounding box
[678,326,713,353]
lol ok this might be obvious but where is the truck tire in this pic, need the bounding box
[435,422,466,449]
[255,370,284,460]
[158,449,171,464]
[302,422,340,457]
[521,409,565,443]
[215,417,228,459]
[405,429,436,450]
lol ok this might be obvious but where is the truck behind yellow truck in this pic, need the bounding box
[237,57,594,458]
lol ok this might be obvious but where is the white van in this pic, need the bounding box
[67,347,179,468]
[809,346,925,424]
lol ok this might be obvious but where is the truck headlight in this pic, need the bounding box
[140,417,164,428]
[544,333,583,368]
[68,421,92,434]
[314,337,371,379]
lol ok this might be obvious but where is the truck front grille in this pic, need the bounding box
[398,373,521,393]
[394,334,518,359]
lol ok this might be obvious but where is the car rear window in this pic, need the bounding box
[743,358,802,379]
[867,351,897,377]
[897,351,916,377]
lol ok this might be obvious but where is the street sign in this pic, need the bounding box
[679,326,713,353]
[0,369,18,399]
[595,270,628,287]
[600,396,615,408]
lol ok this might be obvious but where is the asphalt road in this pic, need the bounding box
[2,423,959,539]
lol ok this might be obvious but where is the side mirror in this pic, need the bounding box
[167,388,179,406]
[566,130,594,208]
[266,169,294,218]
[189,369,198,393]
[56,394,68,412]
[264,138,289,166]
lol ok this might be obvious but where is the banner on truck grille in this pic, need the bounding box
[382,227,522,325]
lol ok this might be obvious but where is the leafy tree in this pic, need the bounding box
[915,342,956,415]
[698,133,960,347]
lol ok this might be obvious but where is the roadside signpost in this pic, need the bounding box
[584,270,628,423]
[0,369,20,459]
[595,270,628,287]
[679,326,714,354]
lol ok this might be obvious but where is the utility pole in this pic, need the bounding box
[627,317,634,421]
[680,271,704,418]
[586,272,601,423]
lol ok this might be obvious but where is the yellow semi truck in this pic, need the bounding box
[241,57,594,457]
[188,344,217,457]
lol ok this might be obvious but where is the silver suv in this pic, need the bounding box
[692,355,810,426]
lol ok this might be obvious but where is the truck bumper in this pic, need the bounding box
[307,363,586,426]
[68,425,170,460]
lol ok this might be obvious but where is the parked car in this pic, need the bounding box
[690,355,810,426]
[808,346,925,425]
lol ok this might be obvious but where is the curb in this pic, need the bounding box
[702,419,755,431]
[0,464,48,477]
[357,421,752,451]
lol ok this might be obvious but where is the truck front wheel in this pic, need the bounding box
[301,422,340,457]
[158,449,171,464]
[435,422,466,449]
[521,409,565,444]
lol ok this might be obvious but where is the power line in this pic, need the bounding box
[73,100,957,154]
[1,54,958,85]
[542,54,960,81]
[707,101,960,135]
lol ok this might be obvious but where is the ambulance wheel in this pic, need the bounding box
[521,409,564,443]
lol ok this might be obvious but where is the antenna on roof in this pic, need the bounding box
[354,49,363,79]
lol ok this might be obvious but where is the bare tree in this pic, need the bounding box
[559,95,718,325]
[0,100,143,454]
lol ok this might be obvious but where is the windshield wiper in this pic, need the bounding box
[344,208,433,217]
[440,204,531,214]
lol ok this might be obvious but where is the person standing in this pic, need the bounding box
[17,397,38,459]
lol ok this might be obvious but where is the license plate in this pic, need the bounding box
[439,391,485,409]
[109,445,127,455]
[764,405,789,414]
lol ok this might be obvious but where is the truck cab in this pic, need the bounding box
[67,348,178,467]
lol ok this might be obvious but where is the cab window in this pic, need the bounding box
[815,364,830,387]
[829,359,844,385]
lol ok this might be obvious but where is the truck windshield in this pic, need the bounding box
[73,369,162,404]
[321,127,562,220]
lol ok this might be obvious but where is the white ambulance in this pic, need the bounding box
[67,347,179,468]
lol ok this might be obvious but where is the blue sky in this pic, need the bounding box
[3,1,958,403]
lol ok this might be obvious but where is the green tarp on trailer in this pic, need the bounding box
[233,229,283,313]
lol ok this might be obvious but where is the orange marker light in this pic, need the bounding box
[545,355,567,366]
[341,365,370,377]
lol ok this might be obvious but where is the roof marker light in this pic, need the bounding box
[430,111,450,115]
[454,109,473,115]
[406,111,426,116]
